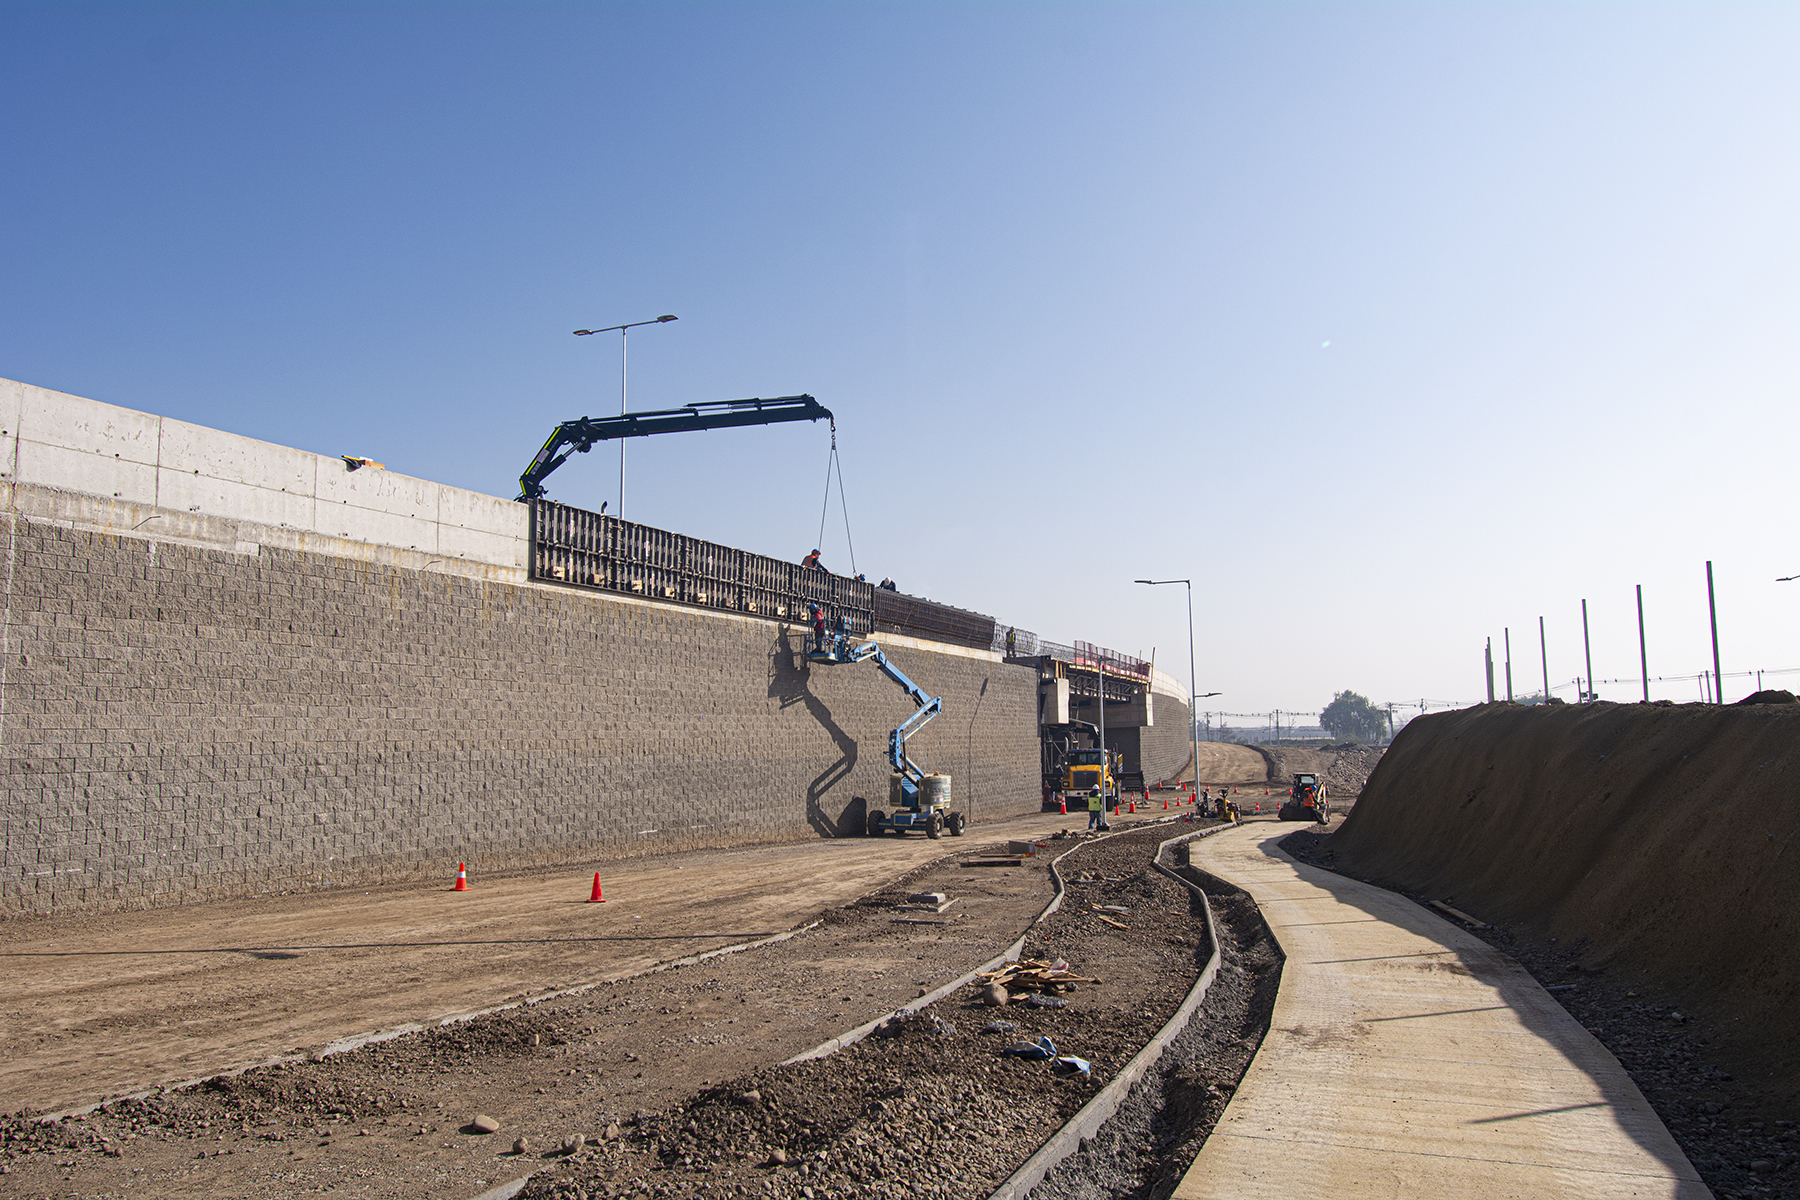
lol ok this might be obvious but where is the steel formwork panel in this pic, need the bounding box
[529,500,876,634]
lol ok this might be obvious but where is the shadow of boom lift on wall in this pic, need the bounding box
[769,628,864,838]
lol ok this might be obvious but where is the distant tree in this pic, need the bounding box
[1321,690,1386,743]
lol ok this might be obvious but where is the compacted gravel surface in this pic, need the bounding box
[1284,827,1798,1200]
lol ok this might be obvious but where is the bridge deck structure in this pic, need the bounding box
[1175,823,1710,1199]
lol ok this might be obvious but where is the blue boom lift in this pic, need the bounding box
[806,611,965,839]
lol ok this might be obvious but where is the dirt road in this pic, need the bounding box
[1178,743,1268,787]
[0,810,1137,1118]
[0,816,1260,1200]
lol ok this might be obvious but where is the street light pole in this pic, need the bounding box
[1137,578,1205,798]
[573,314,677,519]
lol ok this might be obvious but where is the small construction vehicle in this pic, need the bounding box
[1279,772,1330,823]
[1039,721,1097,810]
[804,613,964,839]
[1060,748,1121,812]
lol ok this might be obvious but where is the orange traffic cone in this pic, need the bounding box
[452,862,468,891]
[587,873,605,903]
[1128,800,1136,813]
[1163,798,1169,810]
[1059,798,1067,814]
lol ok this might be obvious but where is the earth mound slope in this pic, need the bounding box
[1333,699,1800,1110]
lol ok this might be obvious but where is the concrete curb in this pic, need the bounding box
[985,821,1236,1200]
[472,834,1111,1200]
[782,832,1097,1065]
[35,921,822,1125]
[468,1176,535,1200]
[473,820,1208,1200]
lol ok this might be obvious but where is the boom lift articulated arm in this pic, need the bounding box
[518,394,834,500]
[845,641,942,786]
[804,620,959,837]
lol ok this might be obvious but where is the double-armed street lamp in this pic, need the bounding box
[573,314,678,518]
[1135,578,1219,795]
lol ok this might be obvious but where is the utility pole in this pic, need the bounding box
[1707,561,1724,705]
[1636,584,1649,702]
[572,314,678,521]
[1097,652,1108,817]
[1539,616,1549,704]
[1581,600,1594,703]
[1485,639,1495,702]
[1504,628,1514,702]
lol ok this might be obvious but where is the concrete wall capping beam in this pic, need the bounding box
[0,377,527,571]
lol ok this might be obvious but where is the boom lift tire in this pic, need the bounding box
[867,810,887,837]
[927,811,943,839]
[947,812,966,837]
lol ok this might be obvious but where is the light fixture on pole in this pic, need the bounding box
[1135,578,1210,794]
[573,314,677,518]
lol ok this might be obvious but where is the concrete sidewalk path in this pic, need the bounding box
[1174,822,1710,1199]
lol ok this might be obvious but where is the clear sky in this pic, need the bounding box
[3,1,1797,719]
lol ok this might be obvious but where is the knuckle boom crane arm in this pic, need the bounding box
[518,394,834,500]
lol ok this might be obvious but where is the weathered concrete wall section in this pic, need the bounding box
[0,377,527,580]
[0,511,1038,915]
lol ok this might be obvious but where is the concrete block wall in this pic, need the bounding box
[0,512,1038,914]
[0,377,1180,913]
[1139,693,1196,783]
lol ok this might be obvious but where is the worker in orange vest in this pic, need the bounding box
[801,549,824,571]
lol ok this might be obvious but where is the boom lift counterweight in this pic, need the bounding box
[806,615,963,839]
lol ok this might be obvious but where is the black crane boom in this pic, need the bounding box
[517,394,833,500]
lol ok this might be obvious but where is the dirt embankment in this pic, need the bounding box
[1181,742,1384,802]
[1255,744,1385,812]
[1333,699,1800,1113]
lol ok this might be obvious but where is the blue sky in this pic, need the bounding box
[3,1,1797,718]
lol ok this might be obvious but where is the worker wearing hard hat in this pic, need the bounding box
[1087,789,1107,831]
[801,549,824,571]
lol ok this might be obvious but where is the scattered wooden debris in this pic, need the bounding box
[1428,900,1490,929]
[894,895,958,914]
[972,959,1102,999]
[960,857,1023,868]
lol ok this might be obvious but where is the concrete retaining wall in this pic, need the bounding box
[0,377,1167,914]
[0,502,1038,914]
